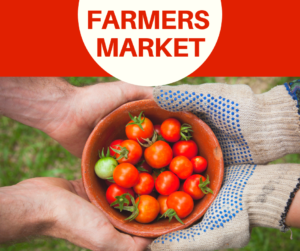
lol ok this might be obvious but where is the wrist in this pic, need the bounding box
[0,181,56,243]
[247,85,300,164]
[0,77,77,135]
[245,164,300,231]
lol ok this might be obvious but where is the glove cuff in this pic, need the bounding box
[246,85,300,164]
[245,164,300,231]
[284,79,300,115]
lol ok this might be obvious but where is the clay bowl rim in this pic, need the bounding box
[81,99,224,237]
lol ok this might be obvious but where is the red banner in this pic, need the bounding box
[0,0,299,76]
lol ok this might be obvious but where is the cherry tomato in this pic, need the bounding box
[114,140,142,165]
[157,195,169,215]
[113,163,139,188]
[106,184,134,207]
[183,174,212,200]
[109,139,124,156]
[136,159,153,174]
[191,156,208,173]
[169,156,193,179]
[126,112,154,143]
[173,140,198,160]
[153,125,162,135]
[144,141,173,168]
[94,156,118,179]
[135,195,160,223]
[167,191,194,218]
[160,118,181,142]
[155,171,180,195]
[133,173,155,195]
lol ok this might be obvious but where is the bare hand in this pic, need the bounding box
[12,177,151,251]
[45,81,153,157]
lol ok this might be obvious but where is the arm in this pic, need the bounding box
[0,77,153,250]
[0,183,53,243]
[0,178,151,251]
[0,77,153,157]
[151,81,300,251]
[152,164,300,251]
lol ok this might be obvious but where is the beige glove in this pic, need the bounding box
[151,164,300,251]
[154,83,300,166]
[151,82,300,250]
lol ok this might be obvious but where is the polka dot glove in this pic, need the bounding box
[151,164,300,251]
[154,84,300,166]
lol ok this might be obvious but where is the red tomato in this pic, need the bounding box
[155,171,180,195]
[157,195,169,215]
[126,114,154,143]
[109,139,124,157]
[173,140,198,160]
[167,191,194,218]
[144,141,173,168]
[106,184,134,207]
[183,174,211,200]
[191,156,208,173]
[113,163,139,188]
[114,140,142,165]
[135,195,160,223]
[133,173,155,195]
[169,156,193,179]
[153,124,162,135]
[137,160,153,174]
[160,118,181,142]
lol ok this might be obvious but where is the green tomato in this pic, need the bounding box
[95,157,118,179]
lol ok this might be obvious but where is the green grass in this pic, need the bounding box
[1,77,300,251]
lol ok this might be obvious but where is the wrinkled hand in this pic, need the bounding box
[46,81,153,158]
[18,177,151,251]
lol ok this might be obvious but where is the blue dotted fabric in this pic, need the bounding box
[154,164,256,245]
[284,80,300,115]
[156,89,254,166]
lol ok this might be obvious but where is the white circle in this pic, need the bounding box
[78,0,222,86]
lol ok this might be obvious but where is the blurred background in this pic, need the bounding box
[1,77,300,251]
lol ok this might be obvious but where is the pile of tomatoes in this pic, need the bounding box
[94,112,212,224]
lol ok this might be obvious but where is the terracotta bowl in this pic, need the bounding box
[82,99,223,238]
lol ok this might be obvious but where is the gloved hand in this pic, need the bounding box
[153,82,300,166]
[151,164,300,251]
[150,81,300,251]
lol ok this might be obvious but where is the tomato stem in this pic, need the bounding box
[137,131,158,147]
[105,177,115,183]
[180,123,193,141]
[160,209,184,225]
[126,111,145,131]
[110,193,130,212]
[198,175,214,195]
[99,147,116,159]
[153,167,167,177]
[110,145,129,160]
[136,160,148,172]
[115,193,140,221]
